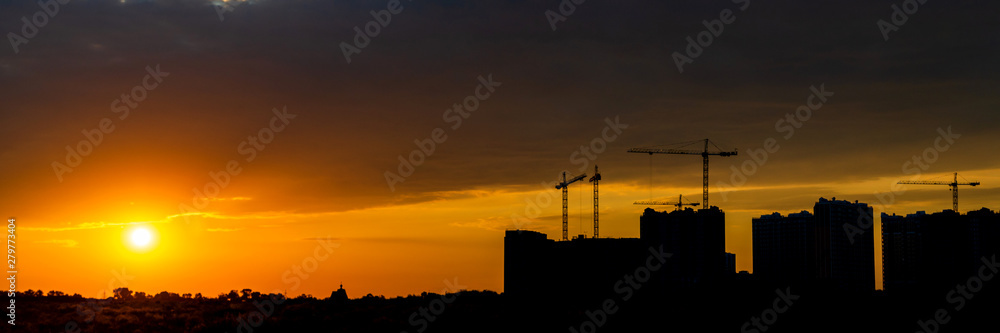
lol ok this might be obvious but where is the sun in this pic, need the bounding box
[131,228,152,246]
[125,226,158,252]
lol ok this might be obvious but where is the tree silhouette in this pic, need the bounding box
[241,288,252,300]
[113,287,133,300]
[153,291,177,301]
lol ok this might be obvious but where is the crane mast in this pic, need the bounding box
[589,165,602,239]
[555,171,587,241]
[702,140,709,210]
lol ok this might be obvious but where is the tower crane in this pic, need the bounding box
[898,172,980,212]
[555,171,587,241]
[634,194,700,211]
[628,139,737,208]
[589,165,602,239]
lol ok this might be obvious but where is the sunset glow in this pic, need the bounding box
[127,226,154,251]
[2,1,1000,331]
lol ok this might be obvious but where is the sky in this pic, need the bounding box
[1,0,999,298]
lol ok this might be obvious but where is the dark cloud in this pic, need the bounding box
[1,0,998,217]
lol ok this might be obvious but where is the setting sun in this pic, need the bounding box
[4,0,1000,331]
[125,226,157,252]
[131,228,151,246]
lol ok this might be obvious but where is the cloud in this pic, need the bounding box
[21,221,161,232]
[165,210,328,221]
[449,217,517,232]
[209,196,253,202]
[35,239,79,247]
[1,0,998,235]
[205,227,242,232]
[449,214,560,232]
[300,237,340,241]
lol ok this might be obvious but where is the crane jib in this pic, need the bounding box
[627,139,738,208]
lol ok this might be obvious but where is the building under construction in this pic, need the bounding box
[504,206,732,300]
[507,140,738,300]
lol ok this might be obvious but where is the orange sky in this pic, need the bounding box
[11,167,1000,298]
[2,0,1000,299]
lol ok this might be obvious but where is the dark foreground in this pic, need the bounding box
[11,284,1000,333]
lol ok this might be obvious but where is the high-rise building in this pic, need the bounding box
[752,210,815,284]
[969,208,1000,258]
[725,252,737,274]
[814,197,875,293]
[751,198,874,293]
[881,211,924,292]
[640,206,727,284]
[503,230,553,299]
[503,230,645,301]
[505,206,730,299]
[882,208,1000,294]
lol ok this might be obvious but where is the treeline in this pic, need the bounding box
[19,288,297,302]
[12,289,504,333]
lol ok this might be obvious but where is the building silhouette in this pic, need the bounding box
[814,197,875,292]
[329,283,348,305]
[882,208,1000,294]
[752,210,815,284]
[504,230,645,302]
[724,252,736,275]
[505,206,730,299]
[639,206,728,284]
[751,198,874,293]
[501,193,999,331]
